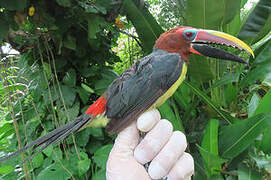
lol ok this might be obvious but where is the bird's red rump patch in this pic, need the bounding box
[85,94,107,116]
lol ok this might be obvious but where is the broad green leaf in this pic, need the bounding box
[219,113,271,159]
[0,17,9,41]
[76,87,90,104]
[224,9,241,36]
[238,164,263,180]
[87,15,105,40]
[93,144,113,170]
[56,0,71,7]
[94,69,118,95]
[122,0,164,54]
[248,93,260,118]
[201,119,221,177]
[187,55,215,82]
[0,165,14,175]
[240,39,271,87]
[158,100,184,132]
[253,88,271,115]
[32,153,44,169]
[222,0,241,25]
[63,69,76,87]
[238,0,271,44]
[63,34,76,50]
[37,162,71,180]
[77,158,91,176]
[61,85,76,107]
[197,145,227,177]
[260,129,271,153]
[202,119,219,156]
[184,81,232,124]
[186,0,224,29]
[92,169,106,180]
[212,72,240,89]
[0,0,27,10]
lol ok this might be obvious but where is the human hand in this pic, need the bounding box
[106,109,194,180]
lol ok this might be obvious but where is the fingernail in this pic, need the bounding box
[148,161,166,179]
[134,147,148,164]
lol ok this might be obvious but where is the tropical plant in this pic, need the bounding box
[0,0,271,179]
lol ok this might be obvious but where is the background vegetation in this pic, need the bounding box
[0,0,271,179]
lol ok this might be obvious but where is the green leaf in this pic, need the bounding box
[87,15,105,40]
[184,81,232,124]
[93,144,113,170]
[260,128,271,153]
[32,153,44,169]
[212,72,240,89]
[238,164,263,180]
[253,86,271,116]
[222,0,241,25]
[76,87,90,104]
[187,55,215,83]
[238,0,271,44]
[158,100,184,132]
[121,0,164,54]
[219,113,271,159]
[63,69,76,87]
[240,39,271,87]
[61,85,76,107]
[92,169,106,180]
[186,0,226,30]
[0,0,27,10]
[248,93,260,118]
[94,69,118,95]
[37,162,71,180]
[81,83,94,93]
[197,145,227,177]
[0,165,14,175]
[77,158,91,176]
[56,0,71,7]
[201,119,221,176]
[63,34,76,50]
[202,119,219,155]
[0,17,9,42]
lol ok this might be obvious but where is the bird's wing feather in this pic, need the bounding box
[105,50,184,134]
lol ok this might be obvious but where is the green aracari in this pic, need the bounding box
[0,26,254,162]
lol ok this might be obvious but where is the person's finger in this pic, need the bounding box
[134,119,173,164]
[107,121,150,180]
[167,153,194,180]
[110,121,139,158]
[137,109,161,132]
[148,131,187,179]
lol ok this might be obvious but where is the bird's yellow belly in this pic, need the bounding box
[150,63,187,108]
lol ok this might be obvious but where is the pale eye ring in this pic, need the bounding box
[183,29,197,41]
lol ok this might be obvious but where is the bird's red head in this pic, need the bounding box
[155,26,254,63]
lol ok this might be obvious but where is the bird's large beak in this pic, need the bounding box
[190,29,254,64]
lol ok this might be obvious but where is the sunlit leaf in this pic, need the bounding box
[238,0,271,44]
[219,113,271,159]
[93,144,113,170]
[121,0,163,54]
[238,164,263,180]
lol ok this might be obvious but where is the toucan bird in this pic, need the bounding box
[0,26,254,162]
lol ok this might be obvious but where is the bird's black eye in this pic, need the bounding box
[183,29,198,41]
[185,32,193,38]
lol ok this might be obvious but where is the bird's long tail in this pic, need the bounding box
[0,114,92,162]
